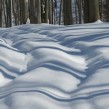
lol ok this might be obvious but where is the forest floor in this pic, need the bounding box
[0,21,109,109]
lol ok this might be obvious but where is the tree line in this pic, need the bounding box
[0,0,109,27]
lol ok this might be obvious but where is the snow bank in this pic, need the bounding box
[0,22,109,109]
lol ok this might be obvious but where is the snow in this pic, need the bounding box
[94,19,103,23]
[26,18,30,24]
[0,22,109,109]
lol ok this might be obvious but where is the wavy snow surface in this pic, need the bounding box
[0,22,109,109]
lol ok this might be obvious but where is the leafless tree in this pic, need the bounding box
[63,0,73,25]
[83,0,100,23]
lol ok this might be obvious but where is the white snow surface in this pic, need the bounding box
[0,22,109,109]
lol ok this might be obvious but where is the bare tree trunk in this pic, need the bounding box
[76,0,82,24]
[106,0,109,22]
[12,0,18,25]
[75,0,78,24]
[29,0,41,24]
[5,0,12,27]
[36,0,41,23]
[52,0,55,24]
[83,0,100,23]
[49,0,52,24]
[45,0,49,23]
[99,0,103,21]
[0,0,2,27]
[20,0,27,24]
[59,0,63,25]
[63,0,73,25]
[29,0,35,23]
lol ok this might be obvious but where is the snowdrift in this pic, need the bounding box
[0,22,109,109]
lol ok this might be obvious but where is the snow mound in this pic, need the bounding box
[0,22,109,109]
[94,19,103,23]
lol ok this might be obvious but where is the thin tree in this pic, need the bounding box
[0,0,2,27]
[59,0,63,25]
[29,0,35,23]
[49,0,52,24]
[45,0,49,23]
[75,0,78,24]
[99,0,103,21]
[76,0,82,24]
[5,0,12,27]
[52,0,55,24]
[36,0,41,23]
[106,0,109,22]
[12,0,20,25]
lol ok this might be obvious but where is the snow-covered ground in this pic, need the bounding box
[0,21,109,109]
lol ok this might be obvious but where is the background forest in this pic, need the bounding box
[0,0,109,27]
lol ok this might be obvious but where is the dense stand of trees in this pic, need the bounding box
[0,0,109,27]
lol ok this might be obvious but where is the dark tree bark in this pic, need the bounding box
[75,0,78,24]
[29,0,35,23]
[106,0,109,22]
[76,0,82,24]
[36,0,41,23]
[59,0,63,25]
[63,0,73,25]
[5,0,12,27]
[99,0,103,20]
[12,0,19,25]
[49,0,52,24]
[45,0,49,23]
[0,0,2,27]
[29,0,41,24]
[52,0,55,24]
[20,0,27,24]
[83,0,100,23]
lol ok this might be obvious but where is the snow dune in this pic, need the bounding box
[0,22,109,109]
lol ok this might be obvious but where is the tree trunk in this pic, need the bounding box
[44,0,49,23]
[5,0,12,27]
[20,0,27,24]
[77,0,82,24]
[36,0,41,23]
[75,0,78,24]
[106,0,109,22]
[29,0,35,23]
[12,0,19,25]
[83,0,100,23]
[49,0,52,24]
[99,0,103,21]
[59,0,63,25]
[63,0,73,25]
[52,0,55,24]
[0,0,2,27]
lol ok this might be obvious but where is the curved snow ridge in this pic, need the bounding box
[0,42,87,76]
[0,46,27,74]
[1,84,109,102]
[0,23,109,108]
